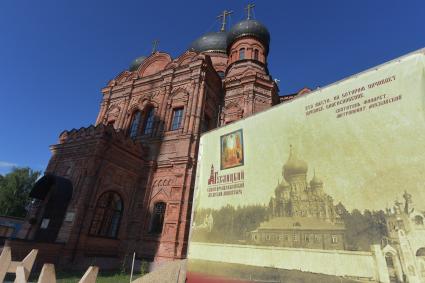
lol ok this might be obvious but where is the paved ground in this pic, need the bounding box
[133,259,186,283]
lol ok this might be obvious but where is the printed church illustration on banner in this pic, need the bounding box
[187,48,425,283]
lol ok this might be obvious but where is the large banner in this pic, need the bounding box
[187,50,425,283]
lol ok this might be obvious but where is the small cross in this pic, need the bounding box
[245,3,255,20]
[217,10,233,31]
[152,39,159,54]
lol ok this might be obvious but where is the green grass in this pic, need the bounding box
[19,271,143,283]
[56,272,141,283]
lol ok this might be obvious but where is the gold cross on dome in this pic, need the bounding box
[152,39,159,54]
[245,3,255,20]
[217,10,233,31]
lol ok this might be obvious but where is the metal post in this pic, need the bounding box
[129,252,136,283]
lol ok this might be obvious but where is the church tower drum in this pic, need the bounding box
[310,171,324,197]
[227,4,269,66]
[283,146,308,195]
[221,4,279,125]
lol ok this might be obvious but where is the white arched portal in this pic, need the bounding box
[383,245,404,283]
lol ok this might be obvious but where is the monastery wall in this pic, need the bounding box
[189,242,390,282]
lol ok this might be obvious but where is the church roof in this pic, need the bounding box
[310,171,323,186]
[283,146,308,180]
[275,179,290,194]
[30,175,73,201]
[129,56,147,72]
[257,217,345,231]
[227,19,270,54]
[189,31,228,54]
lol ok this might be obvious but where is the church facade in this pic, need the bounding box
[9,7,309,268]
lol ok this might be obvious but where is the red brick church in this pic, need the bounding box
[8,6,309,269]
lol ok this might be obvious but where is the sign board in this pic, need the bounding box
[65,212,75,222]
[187,50,425,283]
[40,219,50,229]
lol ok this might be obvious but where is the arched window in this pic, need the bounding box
[150,202,166,234]
[254,49,259,61]
[415,215,424,225]
[129,111,142,138]
[171,108,184,130]
[89,192,123,238]
[143,108,155,135]
[416,247,425,256]
[239,48,245,60]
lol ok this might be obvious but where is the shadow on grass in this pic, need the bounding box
[15,270,145,283]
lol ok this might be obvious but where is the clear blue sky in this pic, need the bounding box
[0,0,424,175]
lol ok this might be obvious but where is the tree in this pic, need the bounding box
[192,204,269,243]
[0,167,41,217]
[337,203,388,251]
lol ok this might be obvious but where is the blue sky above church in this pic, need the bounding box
[0,0,424,175]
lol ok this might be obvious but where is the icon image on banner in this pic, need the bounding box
[220,129,244,170]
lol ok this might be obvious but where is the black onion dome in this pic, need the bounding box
[129,56,147,72]
[227,19,270,54]
[189,31,228,54]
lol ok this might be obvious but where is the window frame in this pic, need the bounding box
[129,111,142,139]
[239,48,245,60]
[170,108,184,131]
[89,191,123,239]
[254,49,259,61]
[142,108,155,135]
[150,202,167,234]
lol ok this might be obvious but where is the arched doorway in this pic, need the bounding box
[30,175,73,243]
[385,253,398,283]
[383,245,404,283]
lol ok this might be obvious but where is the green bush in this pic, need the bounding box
[140,259,149,275]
